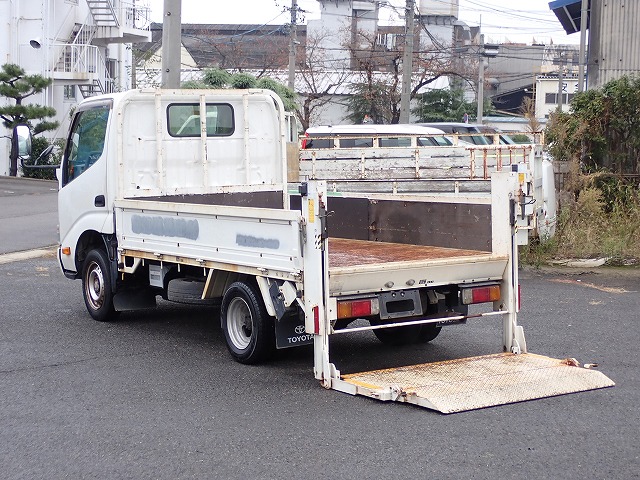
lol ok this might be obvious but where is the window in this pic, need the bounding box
[429,136,453,147]
[63,85,76,101]
[304,138,333,149]
[63,104,110,185]
[545,92,572,105]
[380,137,412,147]
[167,103,234,137]
[339,138,373,148]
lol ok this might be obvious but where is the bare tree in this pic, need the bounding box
[344,25,476,124]
[520,96,542,133]
[295,33,352,130]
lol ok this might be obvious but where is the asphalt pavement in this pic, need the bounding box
[0,176,58,254]
[0,255,639,479]
[0,175,638,479]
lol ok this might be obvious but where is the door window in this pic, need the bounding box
[63,105,110,185]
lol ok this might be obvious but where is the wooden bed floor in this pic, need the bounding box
[328,238,490,268]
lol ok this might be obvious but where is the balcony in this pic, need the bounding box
[51,43,115,97]
[90,0,152,45]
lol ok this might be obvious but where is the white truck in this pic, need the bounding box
[40,88,611,413]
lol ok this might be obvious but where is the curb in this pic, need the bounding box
[0,246,57,265]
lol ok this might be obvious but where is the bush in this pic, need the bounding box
[230,73,257,89]
[256,77,296,111]
[202,68,231,88]
[181,80,207,89]
[20,136,59,181]
[545,75,640,174]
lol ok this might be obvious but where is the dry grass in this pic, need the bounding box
[522,178,640,266]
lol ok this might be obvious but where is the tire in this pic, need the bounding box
[371,320,441,346]
[417,323,442,343]
[82,248,117,322]
[167,278,220,306]
[221,281,275,364]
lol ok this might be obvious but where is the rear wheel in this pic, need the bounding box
[371,320,441,345]
[82,248,117,322]
[417,323,442,343]
[221,281,275,364]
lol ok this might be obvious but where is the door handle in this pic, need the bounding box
[94,195,105,207]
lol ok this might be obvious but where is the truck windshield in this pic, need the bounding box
[63,105,110,185]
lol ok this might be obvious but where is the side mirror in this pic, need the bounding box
[19,141,57,170]
[35,145,55,164]
[13,124,32,158]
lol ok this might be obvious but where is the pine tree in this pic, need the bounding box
[0,63,59,176]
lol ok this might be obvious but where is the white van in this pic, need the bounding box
[302,124,452,149]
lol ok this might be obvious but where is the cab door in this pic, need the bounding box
[58,99,112,275]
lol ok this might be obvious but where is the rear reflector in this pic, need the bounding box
[461,285,501,305]
[313,305,320,334]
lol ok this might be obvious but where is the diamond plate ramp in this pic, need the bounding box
[340,353,615,414]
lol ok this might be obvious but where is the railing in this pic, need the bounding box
[120,1,151,30]
[53,43,99,75]
[52,43,114,94]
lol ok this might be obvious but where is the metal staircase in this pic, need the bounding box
[86,0,120,27]
[53,19,114,98]
[78,80,106,97]
[50,1,150,98]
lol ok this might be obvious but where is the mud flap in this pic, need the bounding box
[275,312,314,349]
[339,353,615,414]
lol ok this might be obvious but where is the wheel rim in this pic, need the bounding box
[85,260,105,311]
[226,297,253,350]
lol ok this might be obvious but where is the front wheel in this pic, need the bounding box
[82,248,117,322]
[221,281,275,364]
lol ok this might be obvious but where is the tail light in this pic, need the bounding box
[461,285,501,305]
[337,298,380,319]
[301,132,309,149]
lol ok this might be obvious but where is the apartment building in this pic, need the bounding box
[0,0,150,176]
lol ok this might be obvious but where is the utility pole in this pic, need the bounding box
[557,57,565,112]
[475,35,498,123]
[577,0,588,92]
[161,0,182,88]
[399,0,415,124]
[476,34,485,123]
[288,0,298,91]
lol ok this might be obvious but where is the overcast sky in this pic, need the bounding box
[146,0,580,45]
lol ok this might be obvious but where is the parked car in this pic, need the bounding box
[419,122,524,145]
[302,124,452,149]
[417,122,491,145]
[474,125,518,145]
